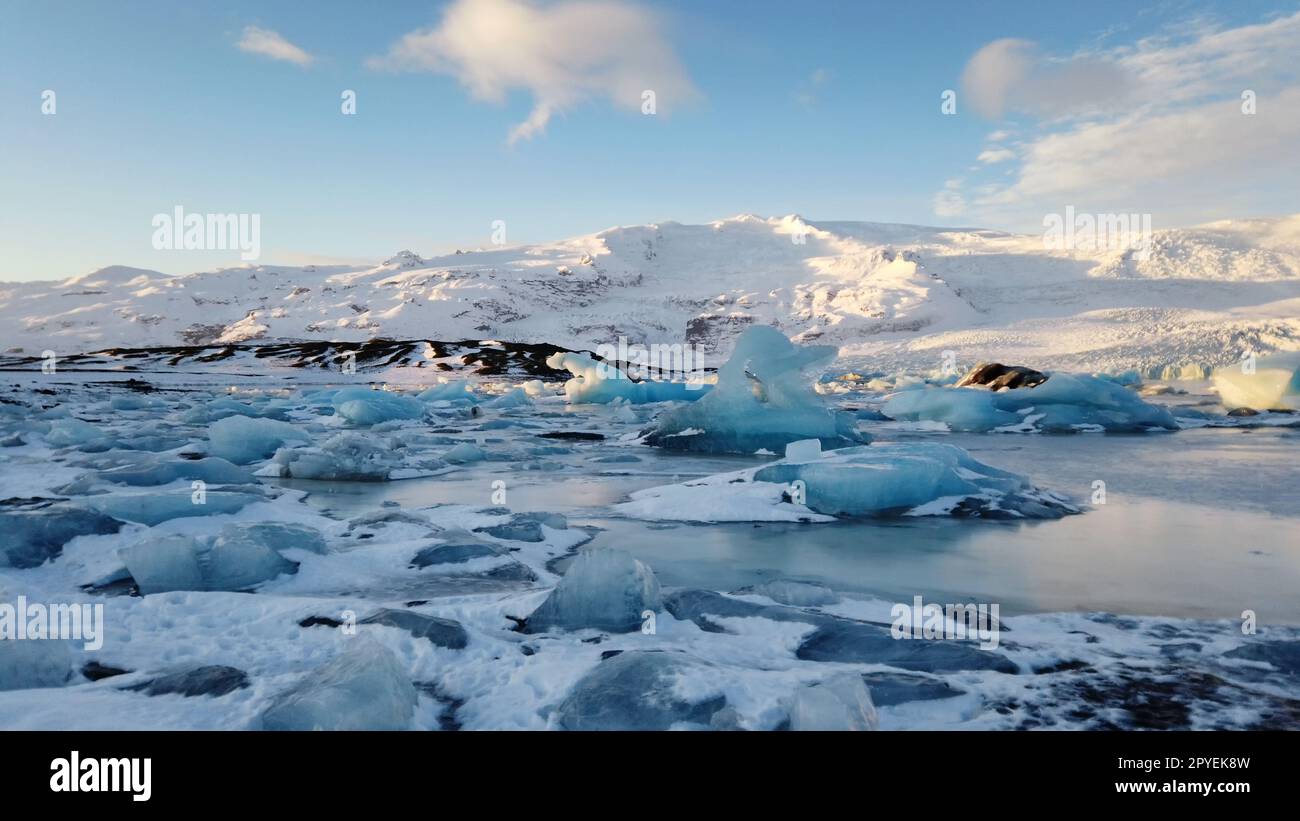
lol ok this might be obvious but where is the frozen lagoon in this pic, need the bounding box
[1,364,1298,730]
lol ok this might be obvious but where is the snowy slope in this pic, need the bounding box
[3,214,1298,374]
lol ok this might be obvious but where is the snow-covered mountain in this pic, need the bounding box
[3,214,1299,375]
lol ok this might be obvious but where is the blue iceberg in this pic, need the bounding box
[641,326,866,454]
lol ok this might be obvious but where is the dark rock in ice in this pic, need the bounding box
[126,665,249,697]
[82,661,132,681]
[539,431,605,441]
[1,434,25,447]
[482,561,539,582]
[555,650,726,730]
[0,505,123,568]
[299,615,343,628]
[956,362,1049,390]
[360,608,469,650]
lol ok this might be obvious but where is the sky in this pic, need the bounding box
[1,0,1297,281]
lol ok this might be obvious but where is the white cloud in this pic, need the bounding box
[939,11,1300,227]
[367,0,697,144]
[961,38,1132,120]
[976,148,1015,164]
[236,26,314,67]
[933,179,966,217]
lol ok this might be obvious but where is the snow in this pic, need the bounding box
[3,214,1297,379]
[524,547,662,634]
[1212,352,1300,410]
[0,639,73,691]
[642,326,867,454]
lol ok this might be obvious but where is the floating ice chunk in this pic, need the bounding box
[218,522,328,555]
[0,638,73,691]
[260,640,418,731]
[789,673,879,731]
[332,388,426,425]
[97,456,253,487]
[754,442,1076,518]
[0,505,123,568]
[1213,352,1300,411]
[486,388,531,409]
[521,380,548,397]
[525,547,661,634]
[625,442,1077,521]
[784,438,822,464]
[86,489,264,526]
[740,579,839,607]
[121,528,299,594]
[265,431,447,481]
[883,372,1177,432]
[44,419,113,450]
[417,382,480,405]
[641,326,866,454]
[545,352,710,405]
[208,415,309,464]
[120,535,206,594]
[556,650,725,730]
[441,442,485,464]
[475,512,567,542]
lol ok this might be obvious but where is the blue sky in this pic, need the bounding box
[1,0,1297,280]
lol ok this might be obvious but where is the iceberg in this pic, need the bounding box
[641,326,866,454]
[86,489,264,526]
[1213,352,1300,411]
[416,382,480,405]
[120,523,304,593]
[208,415,309,464]
[555,650,726,730]
[788,673,879,731]
[264,432,448,481]
[96,456,253,487]
[260,640,418,731]
[525,547,662,634]
[545,351,710,405]
[0,505,123,569]
[883,371,1178,432]
[485,388,531,409]
[43,419,113,450]
[623,442,1078,521]
[331,388,426,426]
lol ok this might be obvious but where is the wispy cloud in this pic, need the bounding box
[366,0,697,144]
[938,11,1300,226]
[236,26,314,67]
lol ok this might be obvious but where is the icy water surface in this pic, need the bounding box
[284,426,1300,623]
